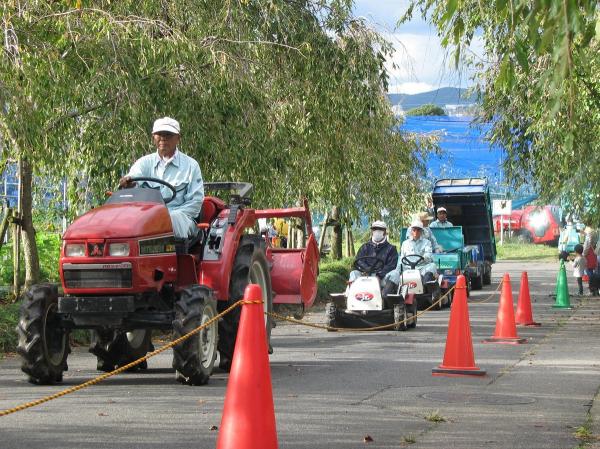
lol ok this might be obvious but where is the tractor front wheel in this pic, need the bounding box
[218,235,273,371]
[17,284,70,384]
[394,304,408,331]
[172,285,218,385]
[326,302,338,331]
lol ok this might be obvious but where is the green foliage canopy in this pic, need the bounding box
[1,0,433,229]
[402,0,600,222]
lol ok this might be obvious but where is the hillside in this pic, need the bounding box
[388,87,477,110]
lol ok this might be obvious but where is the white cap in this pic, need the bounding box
[437,207,447,213]
[410,219,424,230]
[371,220,387,230]
[152,117,180,134]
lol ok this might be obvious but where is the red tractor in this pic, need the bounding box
[16,180,318,385]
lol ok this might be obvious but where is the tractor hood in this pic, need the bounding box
[64,202,173,239]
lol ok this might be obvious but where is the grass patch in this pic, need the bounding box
[425,410,447,423]
[402,434,416,444]
[496,241,558,261]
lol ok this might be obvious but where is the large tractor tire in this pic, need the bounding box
[172,285,218,385]
[218,235,273,371]
[17,284,70,384]
[90,329,153,372]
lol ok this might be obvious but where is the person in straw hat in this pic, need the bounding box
[385,219,439,293]
[415,211,442,253]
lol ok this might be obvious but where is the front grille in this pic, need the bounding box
[63,263,132,289]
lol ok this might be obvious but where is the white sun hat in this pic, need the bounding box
[410,219,424,230]
[371,220,387,230]
[152,117,180,134]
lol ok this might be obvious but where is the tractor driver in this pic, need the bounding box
[430,206,453,228]
[119,117,204,239]
[385,219,439,292]
[349,221,398,283]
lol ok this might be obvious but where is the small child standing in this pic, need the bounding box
[572,244,586,295]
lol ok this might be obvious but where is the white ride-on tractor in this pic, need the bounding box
[326,256,417,331]
[399,254,446,310]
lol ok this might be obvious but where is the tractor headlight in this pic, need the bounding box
[65,243,85,257]
[109,243,130,257]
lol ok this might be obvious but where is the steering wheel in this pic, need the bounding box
[401,254,424,270]
[353,256,385,276]
[123,176,177,205]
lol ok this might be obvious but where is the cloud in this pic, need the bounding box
[353,1,485,94]
[381,32,484,94]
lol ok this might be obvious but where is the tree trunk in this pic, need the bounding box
[330,206,343,260]
[0,207,12,251]
[318,212,329,255]
[20,158,40,289]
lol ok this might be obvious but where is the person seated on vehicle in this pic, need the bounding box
[412,211,442,253]
[430,206,453,228]
[386,219,439,292]
[349,220,398,283]
[118,117,204,239]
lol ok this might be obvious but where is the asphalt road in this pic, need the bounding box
[1,259,600,449]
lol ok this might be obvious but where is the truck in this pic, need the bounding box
[431,178,497,291]
[493,205,562,245]
[16,180,319,385]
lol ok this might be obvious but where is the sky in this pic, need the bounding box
[352,1,483,95]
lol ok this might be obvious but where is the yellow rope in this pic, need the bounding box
[0,299,262,417]
[270,286,456,331]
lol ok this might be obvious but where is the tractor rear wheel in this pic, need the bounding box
[218,235,273,371]
[173,285,218,385]
[90,329,152,372]
[393,304,408,331]
[17,284,70,384]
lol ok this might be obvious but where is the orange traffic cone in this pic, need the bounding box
[515,272,540,327]
[432,275,486,377]
[216,284,278,449]
[483,273,527,344]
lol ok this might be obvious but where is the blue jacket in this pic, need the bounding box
[355,239,398,279]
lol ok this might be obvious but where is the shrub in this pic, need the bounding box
[319,257,353,278]
[0,302,19,356]
[316,271,347,303]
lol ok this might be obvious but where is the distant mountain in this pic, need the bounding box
[388,87,477,111]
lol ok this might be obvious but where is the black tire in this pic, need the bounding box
[394,304,408,331]
[471,272,483,290]
[17,284,70,384]
[517,230,533,244]
[90,329,153,372]
[483,266,492,285]
[325,302,338,331]
[218,235,273,371]
[172,285,218,385]
[408,302,418,328]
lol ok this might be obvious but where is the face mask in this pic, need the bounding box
[372,230,385,242]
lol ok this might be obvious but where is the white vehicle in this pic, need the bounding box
[326,256,417,331]
[400,254,445,310]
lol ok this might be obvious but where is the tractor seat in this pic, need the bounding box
[176,196,227,256]
[198,196,226,225]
